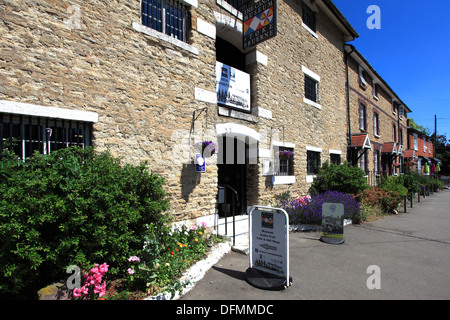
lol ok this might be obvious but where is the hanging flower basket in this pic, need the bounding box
[195,141,217,157]
[278,150,294,159]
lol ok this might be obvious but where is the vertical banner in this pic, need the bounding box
[243,0,277,50]
[320,203,345,244]
[247,206,292,290]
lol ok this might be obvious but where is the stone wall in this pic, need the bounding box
[1,0,355,225]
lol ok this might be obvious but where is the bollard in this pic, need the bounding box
[404,195,407,213]
[410,192,413,208]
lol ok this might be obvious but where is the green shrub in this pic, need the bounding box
[379,175,408,197]
[0,147,170,298]
[309,161,369,195]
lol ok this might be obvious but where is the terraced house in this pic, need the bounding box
[345,44,412,183]
[6,0,418,232]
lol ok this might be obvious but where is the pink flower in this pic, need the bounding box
[127,268,135,275]
[73,288,82,298]
[127,256,140,262]
[98,262,109,275]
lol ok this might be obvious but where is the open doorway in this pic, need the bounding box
[217,135,249,217]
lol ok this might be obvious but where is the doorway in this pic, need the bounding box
[217,135,249,217]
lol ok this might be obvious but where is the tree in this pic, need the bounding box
[434,134,450,175]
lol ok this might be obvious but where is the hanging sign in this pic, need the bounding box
[247,206,291,290]
[195,154,205,172]
[243,0,277,50]
[320,203,345,244]
[216,62,251,112]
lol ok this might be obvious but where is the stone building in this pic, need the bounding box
[1,0,359,229]
[344,44,412,183]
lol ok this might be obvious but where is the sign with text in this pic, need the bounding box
[243,0,277,50]
[216,62,251,112]
[249,206,288,279]
[321,203,345,244]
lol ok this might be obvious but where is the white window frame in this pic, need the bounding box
[302,66,321,109]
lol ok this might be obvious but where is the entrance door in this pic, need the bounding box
[217,136,248,217]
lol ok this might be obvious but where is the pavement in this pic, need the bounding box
[181,189,450,300]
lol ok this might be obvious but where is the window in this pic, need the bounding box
[305,76,317,102]
[276,147,294,176]
[372,82,378,100]
[392,124,397,142]
[302,2,316,31]
[414,133,418,150]
[399,105,404,119]
[141,0,190,43]
[359,67,367,89]
[359,104,367,131]
[330,153,341,165]
[374,150,380,174]
[222,0,250,11]
[307,150,320,175]
[373,112,379,136]
[1,114,92,161]
[360,151,369,174]
[399,128,403,145]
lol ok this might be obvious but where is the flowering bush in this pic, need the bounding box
[195,141,217,157]
[103,222,215,299]
[73,263,109,300]
[282,191,360,225]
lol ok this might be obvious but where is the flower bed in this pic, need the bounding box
[281,191,360,226]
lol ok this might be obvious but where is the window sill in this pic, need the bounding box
[306,175,316,183]
[374,133,380,138]
[303,97,322,110]
[302,22,318,39]
[132,22,199,55]
[272,175,296,185]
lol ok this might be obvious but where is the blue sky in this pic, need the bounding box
[333,0,450,138]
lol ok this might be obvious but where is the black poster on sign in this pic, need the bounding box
[243,0,277,50]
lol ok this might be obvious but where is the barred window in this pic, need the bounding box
[305,76,317,102]
[302,2,316,31]
[307,150,320,175]
[141,0,190,43]
[1,114,92,161]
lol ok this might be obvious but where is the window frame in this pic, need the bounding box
[141,0,191,43]
[304,75,317,103]
[359,104,367,131]
[373,112,379,137]
[307,150,321,175]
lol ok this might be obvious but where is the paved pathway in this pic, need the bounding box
[181,190,450,300]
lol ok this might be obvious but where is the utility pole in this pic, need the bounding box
[434,115,437,158]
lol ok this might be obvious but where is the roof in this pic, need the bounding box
[351,134,372,150]
[320,0,359,42]
[404,149,416,158]
[381,142,397,154]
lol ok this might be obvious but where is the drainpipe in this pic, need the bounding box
[344,44,355,163]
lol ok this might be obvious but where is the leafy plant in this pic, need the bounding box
[0,146,170,298]
[309,161,369,195]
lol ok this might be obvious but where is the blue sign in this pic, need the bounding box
[195,154,205,172]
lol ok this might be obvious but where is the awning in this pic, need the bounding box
[419,156,431,164]
[404,149,416,159]
[351,134,372,150]
[381,142,397,154]
[432,158,443,166]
